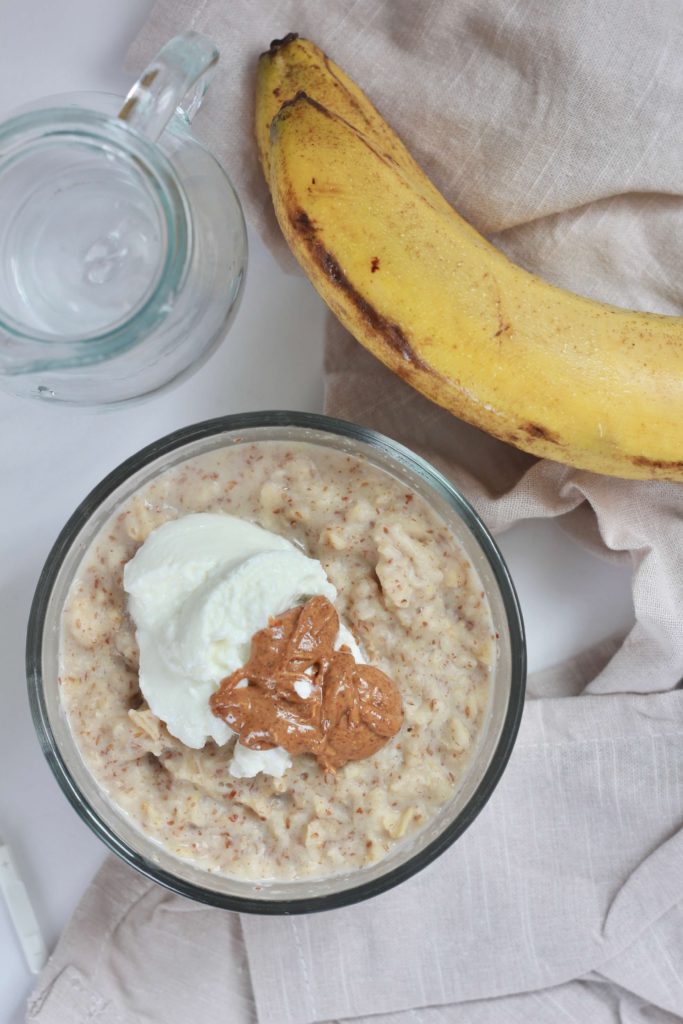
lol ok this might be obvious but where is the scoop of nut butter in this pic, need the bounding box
[210,595,403,772]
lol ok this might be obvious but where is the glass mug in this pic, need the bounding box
[0,33,247,404]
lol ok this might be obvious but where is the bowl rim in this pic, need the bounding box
[26,410,526,914]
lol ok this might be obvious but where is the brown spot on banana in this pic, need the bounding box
[521,422,562,445]
[291,208,318,239]
[630,454,683,472]
[492,279,511,340]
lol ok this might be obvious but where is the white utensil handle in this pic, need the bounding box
[0,843,48,974]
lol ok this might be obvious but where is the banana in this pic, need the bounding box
[261,57,683,480]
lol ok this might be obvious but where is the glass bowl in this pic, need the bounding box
[26,411,525,913]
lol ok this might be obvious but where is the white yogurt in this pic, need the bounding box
[123,513,360,778]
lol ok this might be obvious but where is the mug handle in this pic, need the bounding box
[118,31,219,142]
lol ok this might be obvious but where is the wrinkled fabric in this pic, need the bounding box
[29,2,683,1021]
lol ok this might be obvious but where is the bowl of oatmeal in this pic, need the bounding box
[27,411,525,913]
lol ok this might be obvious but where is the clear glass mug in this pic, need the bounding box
[0,33,247,405]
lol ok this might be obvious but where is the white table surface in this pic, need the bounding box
[0,2,636,1020]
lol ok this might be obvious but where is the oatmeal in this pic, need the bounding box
[59,441,495,880]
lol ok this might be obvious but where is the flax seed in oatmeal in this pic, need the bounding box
[59,441,495,880]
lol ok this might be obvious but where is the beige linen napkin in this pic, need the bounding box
[29,1,683,1022]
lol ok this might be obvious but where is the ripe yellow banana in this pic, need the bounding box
[259,43,683,480]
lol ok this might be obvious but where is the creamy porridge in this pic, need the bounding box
[59,441,495,880]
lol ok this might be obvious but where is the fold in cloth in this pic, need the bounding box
[29,1,683,1021]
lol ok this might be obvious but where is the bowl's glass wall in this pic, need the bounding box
[28,413,525,912]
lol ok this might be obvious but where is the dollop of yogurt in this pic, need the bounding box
[123,513,360,778]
